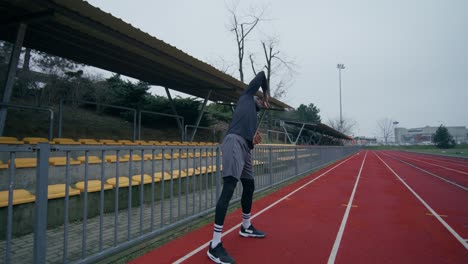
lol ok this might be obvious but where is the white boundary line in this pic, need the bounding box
[391,152,468,175]
[382,152,468,191]
[327,151,368,264]
[401,151,468,168]
[375,152,468,250]
[172,152,361,264]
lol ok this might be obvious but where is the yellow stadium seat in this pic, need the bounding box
[154,171,170,180]
[253,160,265,165]
[9,158,37,168]
[52,138,80,145]
[131,174,161,184]
[75,180,113,192]
[0,189,35,207]
[48,184,80,199]
[105,155,130,163]
[184,168,200,176]
[169,169,187,178]
[159,171,180,180]
[208,165,222,172]
[22,137,49,144]
[77,156,103,164]
[143,153,163,160]
[49,157,81,166]
[118,140,138,146]
[79,139,103,145]
[134,140,153,146]
[106,177,139,187]
[122,154,143,161]
[0,136,23,144]
[197,166,208,174]
[99,139,121,145]
[148,141,164,145]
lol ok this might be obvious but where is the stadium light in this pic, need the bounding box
[337,64,345,131]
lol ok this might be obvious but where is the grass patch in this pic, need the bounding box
[365,144,468,158]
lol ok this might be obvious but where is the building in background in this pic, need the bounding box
[352,136,378,146]
[395,126,468,144]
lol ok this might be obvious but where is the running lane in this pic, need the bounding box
[335,151,468,264]
[385,151,468,187]
[130,152,366,263]
[393,151,468,173]
[379,151,468,239]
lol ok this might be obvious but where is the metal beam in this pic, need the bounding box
[189,90,212,142]
[280,120,295,144]
[0,23,27,136]
[294,123,306,145]
[0,10,54,26]
[164,87,184,141]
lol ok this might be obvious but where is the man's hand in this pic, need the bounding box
[253,131,262,145]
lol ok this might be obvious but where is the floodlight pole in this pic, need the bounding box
[337,64,345,131]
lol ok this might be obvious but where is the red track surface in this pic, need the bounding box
[130,151,468,264]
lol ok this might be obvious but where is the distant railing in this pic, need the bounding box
[138,110,184,141]
[185,125,216,142]
[0,103,54,140]
[58,99,137,140]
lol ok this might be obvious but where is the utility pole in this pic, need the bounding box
[336,63,345,131]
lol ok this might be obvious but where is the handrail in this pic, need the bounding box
[58,99,137,140]
[138,110,184,141]
[0,103,54,140]
[184,125,215,142]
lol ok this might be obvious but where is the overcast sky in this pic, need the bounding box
[86,0,468,138]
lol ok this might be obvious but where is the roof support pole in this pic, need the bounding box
[294,123,306,145]
[256,110,267,131]
[0,22,27,136]
[165,87,185,141]
[189,90,212,142]
[279,121,295,144]
[316,133,324,145]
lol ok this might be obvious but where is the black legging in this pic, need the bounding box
[214,176,255,226]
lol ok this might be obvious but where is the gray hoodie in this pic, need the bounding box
[226,71,270,149]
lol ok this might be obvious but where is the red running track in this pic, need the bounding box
[130,151,468,264]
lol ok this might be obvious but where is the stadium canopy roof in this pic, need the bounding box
[281,120,351,140]
[0,0,291,109]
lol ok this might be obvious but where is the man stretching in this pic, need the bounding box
[207,71,270,264]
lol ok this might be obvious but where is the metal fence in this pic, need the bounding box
[0,143,359,263]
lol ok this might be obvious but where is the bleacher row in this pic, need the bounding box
[0,165,222,208]
[0,136,307,209]
[0,136,223,210]
[0,136,218,146]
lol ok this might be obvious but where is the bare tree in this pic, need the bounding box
[261,38,296,99]
[227,1,266,82]
[248,37,296,99]
[377,118,394,144]
[327,117,356,135]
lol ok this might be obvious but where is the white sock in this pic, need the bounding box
[212,224,223,248]
[242,213,251,228]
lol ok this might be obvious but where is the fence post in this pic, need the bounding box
[294,146,298,175]
[269,147,273,186]
[215,145,221,199]
[34,143,50,264]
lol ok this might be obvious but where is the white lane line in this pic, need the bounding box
[172,152,362,264]
[375,153,468,250]
[391,152,468,175]
[406,151,468,165]
[382,152,468,191]
[327,151,368,264]
[401,152,468,168]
